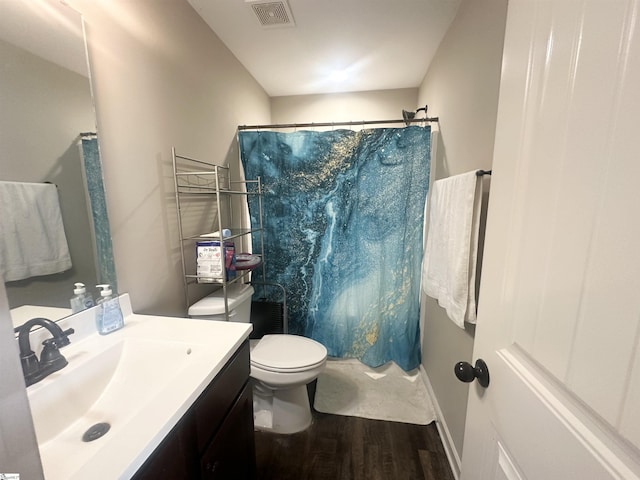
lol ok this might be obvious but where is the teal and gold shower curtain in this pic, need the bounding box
[240,126,430,370]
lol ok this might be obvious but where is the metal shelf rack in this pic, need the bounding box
[172,147,265,318]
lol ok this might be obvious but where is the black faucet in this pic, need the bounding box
[17,318,75,387]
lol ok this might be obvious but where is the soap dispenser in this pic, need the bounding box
[95,284,124,335]
[70,282,95,313]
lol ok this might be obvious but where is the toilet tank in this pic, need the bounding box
[188,284,254,322]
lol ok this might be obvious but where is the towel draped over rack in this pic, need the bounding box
[0,181,72,282]
[421,171,483,328]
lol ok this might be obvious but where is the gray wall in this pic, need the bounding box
[271,88,418,125]
[417,0,508,463]
[72,0,272,317]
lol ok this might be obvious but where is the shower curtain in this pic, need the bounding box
[239,126,430,370]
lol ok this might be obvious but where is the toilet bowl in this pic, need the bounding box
[250,334,327,433]
[188,286,327,434]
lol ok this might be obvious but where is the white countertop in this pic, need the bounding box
[24,294,251,479]
[11,305,72,329]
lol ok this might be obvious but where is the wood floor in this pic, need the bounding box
[254,411,455,480]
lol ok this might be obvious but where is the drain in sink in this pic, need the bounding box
[82,422,111,442]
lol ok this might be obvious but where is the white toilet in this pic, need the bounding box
[188,284,327,434]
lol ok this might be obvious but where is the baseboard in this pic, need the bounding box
[419,366,462,480]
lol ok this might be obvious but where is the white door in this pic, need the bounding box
[461,1,640,479]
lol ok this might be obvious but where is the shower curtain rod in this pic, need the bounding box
[237,117,439,131]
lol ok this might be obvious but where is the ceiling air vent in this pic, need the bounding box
[246,0,295,28]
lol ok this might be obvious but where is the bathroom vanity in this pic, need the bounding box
[24,295,255,479]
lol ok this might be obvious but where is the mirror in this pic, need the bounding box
[0,0,116,328]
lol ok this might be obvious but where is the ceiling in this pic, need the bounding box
[0,0,461,97]
[188,0,461,97]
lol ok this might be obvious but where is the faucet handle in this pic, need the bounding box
[40,327,74,364]
[52,327,75,348]
[40,338,69,370]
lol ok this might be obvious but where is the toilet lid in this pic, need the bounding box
[251,334,327,372]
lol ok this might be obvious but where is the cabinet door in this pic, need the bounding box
[131,414,198,480]
[195,342,250,452]
[201,383,256,479]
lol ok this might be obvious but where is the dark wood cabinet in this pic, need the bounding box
[201,384,255,479]
[133,341,255,479]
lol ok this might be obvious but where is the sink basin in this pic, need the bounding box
[25,304,252,480]
[28,337,195,446]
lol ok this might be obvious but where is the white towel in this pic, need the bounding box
[0,181,72,281]
[422,171,482,328]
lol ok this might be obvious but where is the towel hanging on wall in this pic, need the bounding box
[0,181,72,281]
[421,171,483,328]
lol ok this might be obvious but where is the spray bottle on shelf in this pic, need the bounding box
[70,282,95,313]
[223,229,237,280]
[95,284,124,335]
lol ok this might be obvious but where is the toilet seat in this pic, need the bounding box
[252,358,326,374]
[251,334,327,373]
